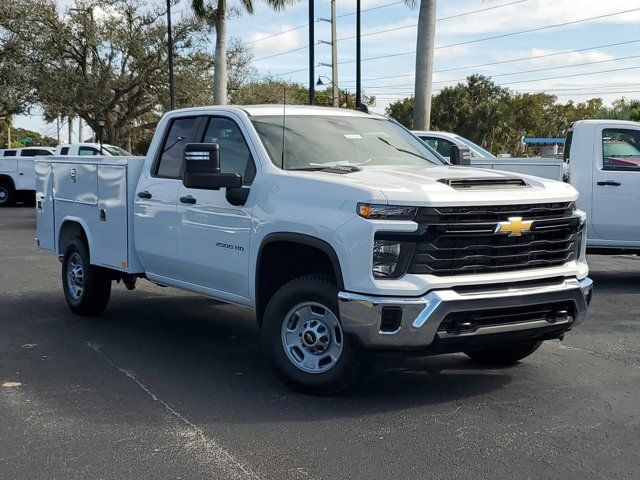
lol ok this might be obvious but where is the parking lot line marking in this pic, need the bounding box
[85,342,261,480]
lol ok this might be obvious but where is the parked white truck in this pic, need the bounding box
[35,105,592,394]
[0,146,55,205]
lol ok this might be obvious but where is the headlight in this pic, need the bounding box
[372,240,413,278]
[358,203,417,220]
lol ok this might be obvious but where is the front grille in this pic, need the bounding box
[437,301,575,334]
[406,202,580,276]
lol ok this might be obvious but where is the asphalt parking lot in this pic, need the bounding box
[1,205,639,480]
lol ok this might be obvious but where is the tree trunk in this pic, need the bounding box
[413,0,436,130]
[213,0,227,105]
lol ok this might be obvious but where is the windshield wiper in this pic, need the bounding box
[288,165,362,173]
[377,136,435,163]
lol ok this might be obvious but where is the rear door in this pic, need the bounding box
[591,125,640,241]
[175,114,256,300]
[134,116,201,278]
[18,149,52,190]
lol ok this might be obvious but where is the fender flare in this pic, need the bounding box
[57,216,95,261]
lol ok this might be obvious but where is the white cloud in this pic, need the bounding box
[249,27,304,59]
[437,0,640,37]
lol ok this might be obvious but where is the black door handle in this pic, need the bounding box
[180,195,196,204]
[597,181,621,186]
[137,191,152,199]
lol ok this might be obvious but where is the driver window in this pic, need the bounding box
[422,137,454,157]
[202,117,256,184]
[602,128,640,171]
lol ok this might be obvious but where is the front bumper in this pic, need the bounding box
[338,277,593,351]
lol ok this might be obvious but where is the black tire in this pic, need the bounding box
[0,182,15,206]
[261,275,366,395]
[465,340,543,366]
[61,236,112,316]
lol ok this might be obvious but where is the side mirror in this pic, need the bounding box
[182,143,242,190]
[449,145,471,166]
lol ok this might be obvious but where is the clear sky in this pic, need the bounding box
[15,0,640,141]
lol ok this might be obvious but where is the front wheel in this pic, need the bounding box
[61,236,112,316]
[464,340,543,366]
[261,275,366,395]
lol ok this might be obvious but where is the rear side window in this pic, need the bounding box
[421,137,454,157]
[602,128,640,171]
[20,149,53,157]
[60,147,69,155]
[4,150,16,157]
[201,117,256,184]
[79,147,99,156]
[155,117,200,178]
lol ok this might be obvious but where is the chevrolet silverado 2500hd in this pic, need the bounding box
[35,105,593,394]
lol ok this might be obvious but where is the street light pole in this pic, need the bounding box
[166,0,175,110]
[355,0,362,109]
[309,0,315,105]
[98,114,106,155]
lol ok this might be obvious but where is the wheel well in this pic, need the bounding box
[0,174,15,189]
[256,237,343,325]
[58,221,88,256]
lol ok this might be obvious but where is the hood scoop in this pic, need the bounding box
[438,177,528,190]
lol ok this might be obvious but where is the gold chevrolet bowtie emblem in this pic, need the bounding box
[495,216,534,236]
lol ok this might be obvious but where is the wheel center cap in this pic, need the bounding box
[303,331,316,345]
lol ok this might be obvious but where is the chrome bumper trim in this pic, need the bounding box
[337,277,592,349]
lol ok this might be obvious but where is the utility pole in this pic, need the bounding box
[309,0,315,105]
[413,0,437,130]
[330,0,338,107]
[78,118,83,143]
[68,117,74,144]
[355,0,362,108]
[319,1,339,107]
[56,117,60,145]
[166,0,175,110]
[6,122,10,148]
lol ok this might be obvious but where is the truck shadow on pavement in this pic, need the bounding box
[7,288,523,423]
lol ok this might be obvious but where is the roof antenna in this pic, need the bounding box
[281,84,287,170]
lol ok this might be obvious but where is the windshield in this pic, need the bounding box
[251,114,444,170]
[454,135,495,158]
[104,145,131,156]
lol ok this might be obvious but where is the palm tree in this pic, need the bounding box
[191,0,296,105]
[406,0,437,130]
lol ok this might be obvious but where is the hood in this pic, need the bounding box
[309,164,578,206]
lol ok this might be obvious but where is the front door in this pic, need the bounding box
[176,114,256,301]
[134,116,201,278]
[591,125,640,241]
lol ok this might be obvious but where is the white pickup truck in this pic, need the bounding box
[413,130,568,182]
[0,146,55,206]
[35,105,592,394]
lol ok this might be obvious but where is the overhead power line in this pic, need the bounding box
[337,7,640,65]
[337,0,530,42]
[246,0,405,45]
[338,39,640,83]
[346,54,640,89]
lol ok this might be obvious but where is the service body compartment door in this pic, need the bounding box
[93,164,128,269]
[17,158,36,190]
[35,161,55,252]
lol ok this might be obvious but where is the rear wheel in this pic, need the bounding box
[61,236,111,316]
[465,340,543,366]
[261,275,366,395]
[0,183,15,206]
